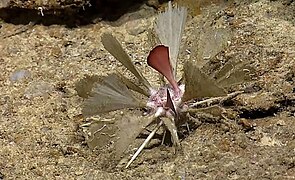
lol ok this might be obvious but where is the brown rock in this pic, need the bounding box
[1,0,90,10]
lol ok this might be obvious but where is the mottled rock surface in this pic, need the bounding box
[0,0,90,9]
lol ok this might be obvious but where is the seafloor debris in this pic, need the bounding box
[76,2,253,168]
[10,69,31,82]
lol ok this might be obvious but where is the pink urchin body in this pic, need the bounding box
[146,84,185,117]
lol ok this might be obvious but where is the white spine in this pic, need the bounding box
[155,1,187,77]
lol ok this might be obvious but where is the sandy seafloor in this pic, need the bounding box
[0,0,294,179]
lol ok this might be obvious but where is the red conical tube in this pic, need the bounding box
[147,45,179,92]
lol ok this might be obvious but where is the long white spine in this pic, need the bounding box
[155,1,187,77]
